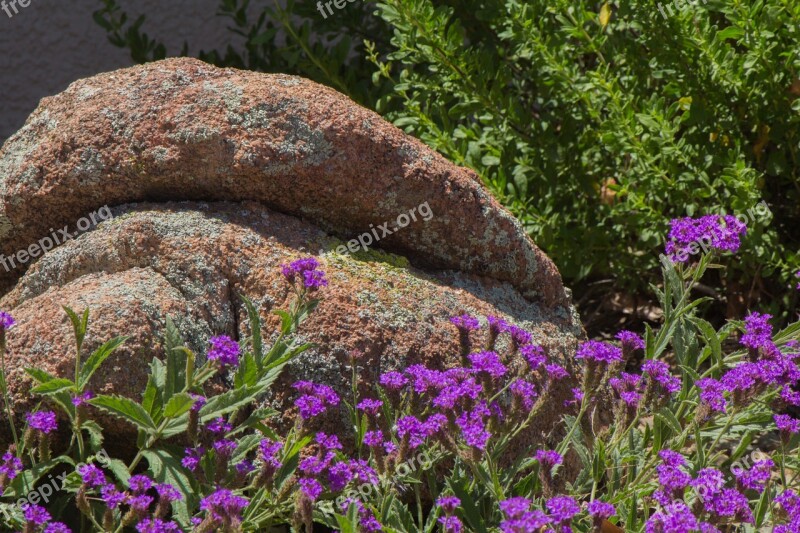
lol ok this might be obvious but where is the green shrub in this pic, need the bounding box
[93,0,800,315]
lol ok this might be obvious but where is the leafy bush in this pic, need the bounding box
[1,221,800,531]
[92,0,800,315]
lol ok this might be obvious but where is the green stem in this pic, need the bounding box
[0,340,20,451]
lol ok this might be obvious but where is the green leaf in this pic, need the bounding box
[241,295,264,367]
[30,378,75,396]
[79,336,128,389]
[163,393,195,419]
[89,395,156,432]
[199,385,266,423]
[163,316,187,401]
[142,448,194,527]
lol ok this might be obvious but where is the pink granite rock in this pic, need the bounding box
[0,58,567,307]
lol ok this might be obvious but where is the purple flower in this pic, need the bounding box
[207,335,240,367]
[781,386,800,405]
[181,447,205,471]
[349,459,379,485]
[697,378,727,413]
[299,452,334,476]
[260,439,282,463]
[298,477,324,501]
[71,390,95,406]
[775,414,800,435]
[450,314,480,331]
[26,411,57,434]
[128,474,153,494]
[706,488,753,523]
[587,500,615,520]
[206,417,232,435]
[546,495,580,525]
[23,504,51,525]
[642,360,681,396]
[520,344,547,369]
[609,372,644,407]
[302,269,328,289]
[499,497,533,520]
[0,311,15,331]
[659,450,686,467]
[357,398,383,414]
[213,439,237,457]
[78,464,106,488]
[487,316,509,335]
[396,415,430,449]
[433,372,482,409]
[535,450,563,470]
[617,330,645,352]
[101,484,127,509]
[510,379,538,410]
[136,518,182,532]
[734,458,773,493]
[293,381,340,420]
[691,468,725,500]
[645,501,698,533]
[200,489,249,523]
[439,516,463,533]
[576,340,623,364]
[665,214,747,262]
[455,402,491,450]
[315,432,343,450]
[327,461,353,492]
[190,394,207,412]
[565,388,584,408]
[282,257,328,289]
[44,524,71,533]
[468,351,507,379]
[0,450,23,481]
[129,494,154,512]
[379,371,408,390]
[500,510,550,533]
[155,483,182,502]
[740,312,774,351]
[506,325,533,346]
[437,495,461,514]
[363,430,383,447]
[545,363,569,381]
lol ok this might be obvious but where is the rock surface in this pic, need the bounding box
[0,57,567,307]
[0,59,584,452]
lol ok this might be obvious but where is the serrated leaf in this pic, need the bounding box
[31,378,75,395]
[89,395,156,432]
[79,336,128,389]
[163,393,195,418]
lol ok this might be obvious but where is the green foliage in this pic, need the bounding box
[92,0,800,312]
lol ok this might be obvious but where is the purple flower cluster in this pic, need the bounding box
[499,497,551,532]
[26,410,58,434]
[642,360,681,399]
[0,311,15,331]
[207,335,241,368]
[22,504,70,531]
[281,257,329,289]
[199,488,249,525]
[468,351,508,379]
[576,340,623,364]
[665,214,747,262]
[647,451,757,530]
[0,449,23,487]
[293,381,340,420]
[450,314,480,331]
[609,372,645,407]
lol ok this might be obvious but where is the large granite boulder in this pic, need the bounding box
[0,58,582,447]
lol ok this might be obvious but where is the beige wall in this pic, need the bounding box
[0,0,240,142]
